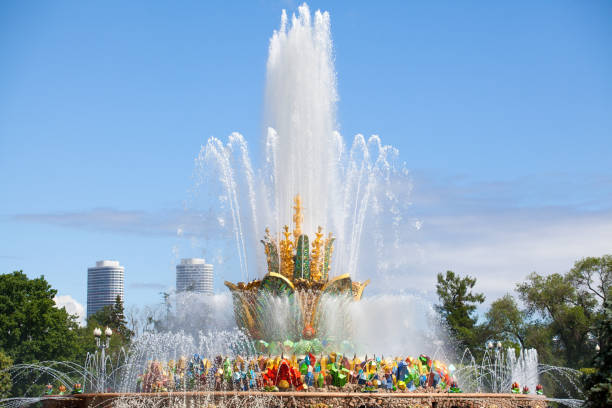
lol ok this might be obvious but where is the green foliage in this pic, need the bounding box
[0,350,12,399]
[0,271,81,364]
[569,255,611,307]
[517,271,596,368]
[85,295,133,354]
[435,255,610,380]
[485,294,528,349]
[583,296,612,407]
[435,270,485,349]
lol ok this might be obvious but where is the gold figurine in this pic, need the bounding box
[279,225,294,279]
[310,226,324,282]
[292,194,303,244]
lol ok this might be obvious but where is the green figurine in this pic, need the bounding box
[449,381,462,393]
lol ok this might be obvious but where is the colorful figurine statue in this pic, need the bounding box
[511,381,520,394]
[358,368,367,385]
[305,364,314,386]
[449,381,462,393]
[130,351,463,394]
[362,380,377,393]
[45,384,53,395]
[71,383,83,394]
[522,385,530,394]
[536,384,544,395]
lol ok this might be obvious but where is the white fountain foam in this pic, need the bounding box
[195,4,411,283]
[509,348,539,393]
[264,5,339,239]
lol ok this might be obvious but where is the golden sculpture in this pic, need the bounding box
[279,225,294,279]
[310,226,324,282]
[292,194,303,243]
[224,194,369,342]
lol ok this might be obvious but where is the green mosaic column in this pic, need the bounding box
[293,234,310,280]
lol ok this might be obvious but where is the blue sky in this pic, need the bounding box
[1,1,611,321]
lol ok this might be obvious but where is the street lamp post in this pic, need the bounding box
[94,327,112,392]
[486,339,504,392]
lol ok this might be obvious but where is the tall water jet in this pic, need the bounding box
[194,4,414,350]
[263,5,339,240]
[509,348,539,394]
[198,4,408,289]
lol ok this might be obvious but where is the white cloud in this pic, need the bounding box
[412,209,612,295]
[13,208,228,239]
[54,295,85,326]
[371,171,612,312]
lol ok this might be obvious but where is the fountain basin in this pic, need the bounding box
[41,392,548,408]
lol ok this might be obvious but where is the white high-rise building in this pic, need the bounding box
[176,258,213,294]
[87,260,124,318]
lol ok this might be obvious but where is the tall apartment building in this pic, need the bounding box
[87,260,124,318]
[176,258,213,294]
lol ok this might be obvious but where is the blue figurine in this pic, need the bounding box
[432,372,440,388]
[247,368,257,389]
[419,375,427,387]
[233,369,242,390]
[358,368,367,385]
[305,369,314,387]
[397,361,408,382]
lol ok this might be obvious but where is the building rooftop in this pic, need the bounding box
[93,260,122,268]
[180,258,208,265]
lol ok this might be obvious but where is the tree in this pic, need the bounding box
[109,295,132,341]
[0,350,12,399]
[485,294,528,349]
[86,295,133,343]
[0,271,81,364]
[583,296,612,407]
[435,270,485,349]
[517,272,595,368]
[569,255,611,310]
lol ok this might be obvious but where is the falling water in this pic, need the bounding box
[196,4,410,283]
[508,348,539,393]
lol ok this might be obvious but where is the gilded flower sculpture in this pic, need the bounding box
[224,194,370,342]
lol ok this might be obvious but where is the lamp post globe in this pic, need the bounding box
[105,327,113,337]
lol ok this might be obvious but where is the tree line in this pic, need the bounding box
[0,255,610,405]
[0,271,133,397]
[435,255,611,405]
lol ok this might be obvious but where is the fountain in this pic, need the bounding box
[0,3,586,408]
